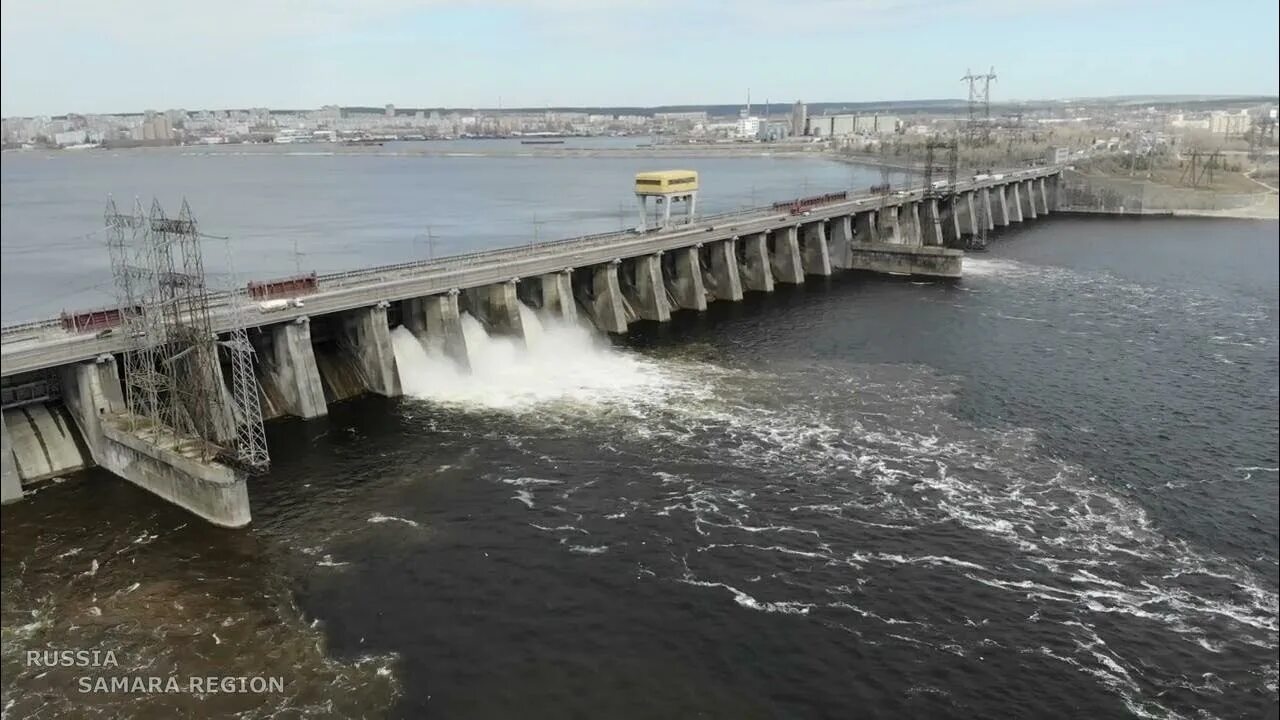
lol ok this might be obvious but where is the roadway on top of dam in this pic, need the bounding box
[0,166,1060,378]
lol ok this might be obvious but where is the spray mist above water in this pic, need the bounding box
[391,304,684,411]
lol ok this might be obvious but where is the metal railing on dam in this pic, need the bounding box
[1,166,1063,379]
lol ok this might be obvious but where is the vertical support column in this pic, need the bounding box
[2,412,23,504]
[342,301,402,397]
[539,269,577,324]
[707,240,743,301]
[270,317,328,418]
[964,192,980,236]
[901,202,923,246]
[992,186,1010,226]
[885,206,903,244]
[592,260,629,333]
[631,254,670,322]
[176,345,237,444]
[1023,180,1038,220]
[1037,177,1050,214]
[854,210,880,245]
[426,291,470,368]
[800,222,832,276]
[486,279,525,338]
[1009,183,1025,222]
[946,197,962,244]
[769,226,805,284]
[738,232,774,293]
[828,215,854,270]
[667,247,707,311]
[921,199,944,247]
[57,353,125,458]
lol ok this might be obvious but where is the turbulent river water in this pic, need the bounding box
[1,148,1277,719]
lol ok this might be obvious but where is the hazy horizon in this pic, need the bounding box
[2,0,1277,117]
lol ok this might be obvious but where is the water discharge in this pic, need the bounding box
[391,303,674,410]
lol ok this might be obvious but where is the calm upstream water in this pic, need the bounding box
[1,146,1277,719]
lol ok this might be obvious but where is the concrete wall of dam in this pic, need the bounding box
[0,169,1063,517]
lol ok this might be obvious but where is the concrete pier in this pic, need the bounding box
[738,232,774,293]
[590,261,629,333]
[828,215,854,270]
[800,222,833,276]
[854,210,880,246]
[170,346,236,444]
[267,318,328,418]
[539,270,577,324]
[885,207,904,244]
[103,417,250,527]
[905,203,924,246]
[945,197,962,245]
[54,355,250,527]
[922,199,945,247]
[1009,183,1025,222]
[704,240,743,301]
[666,247,707,310]
[481,279,522,338]
[770,226,805,284]
[1022,180,1038,220]
[992,186,1011,226]
[1037,177,1050,214]
[849,242,963,278]
[341,302,402,397]
[1,414,19,503]
[625,254,670,322]
[963,192,980,236]
[418,292,470,368]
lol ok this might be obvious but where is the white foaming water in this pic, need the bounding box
[391,304,677,410]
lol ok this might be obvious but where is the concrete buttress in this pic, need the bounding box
[268,317,328,418]
[737,232,774,293]
[705,240,744,301]
[770,226,805,284]
[342,302,402,397]
[800,222,833,276]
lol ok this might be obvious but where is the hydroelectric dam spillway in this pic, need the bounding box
[0,167,1063,525]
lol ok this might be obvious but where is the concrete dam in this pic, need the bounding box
[1,166,1062,525]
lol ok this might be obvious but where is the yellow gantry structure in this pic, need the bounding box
[634,170,699,230]
[634,170,699,195]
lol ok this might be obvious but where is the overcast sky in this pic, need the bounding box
[2,0,1277,116]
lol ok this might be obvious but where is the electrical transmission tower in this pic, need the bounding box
[1179,150,1223,188]
[961,66,997,146]
[104,198,269,472]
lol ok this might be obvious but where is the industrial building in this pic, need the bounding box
[807,113,899,137]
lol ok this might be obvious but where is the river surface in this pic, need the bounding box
[0,147,1277,719]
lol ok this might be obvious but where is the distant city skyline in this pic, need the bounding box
[2,0,1278,117]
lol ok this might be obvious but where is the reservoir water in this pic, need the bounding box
[0,145,1277,719]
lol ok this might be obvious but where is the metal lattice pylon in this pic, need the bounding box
[105,197,266,470]
[220,241,270,472]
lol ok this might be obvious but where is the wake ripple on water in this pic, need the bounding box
[383,287,1276,717]
[447,367,1272,716]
